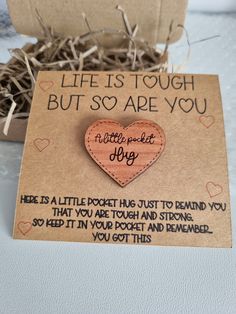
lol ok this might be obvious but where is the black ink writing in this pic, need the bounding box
[109,146,139,166]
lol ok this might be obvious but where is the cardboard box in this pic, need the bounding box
[1,0,188,142]
[0,118,27,142]
[8,0,188,44]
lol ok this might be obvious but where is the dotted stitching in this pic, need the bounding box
[86,120,165,186]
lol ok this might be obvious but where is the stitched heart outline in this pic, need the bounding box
[85,119,166,187]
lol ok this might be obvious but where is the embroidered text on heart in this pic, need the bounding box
[85,119,165,187]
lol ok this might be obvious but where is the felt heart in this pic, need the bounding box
[206,182,223,198]
[199,115,215,128]
[39,80,54,92]
[143,75,158,89]
[85,119,165,187]
[33,138,50,152]
[102,96,117,111]
[17,221,32,235]
[179,98,194,113]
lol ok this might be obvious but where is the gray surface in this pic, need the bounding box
[0,12,236,314]
[0,0,7,10]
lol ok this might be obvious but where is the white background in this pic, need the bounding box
[0,1,236,314]
[189,0,236,12]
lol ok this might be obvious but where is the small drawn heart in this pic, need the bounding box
[102,96,117,111]
[165,201,173,209]
[199,115,215,128]
[213,203,222,210]
[179,98,194,113]
[36,219,45,227]
[33,138,50,152]
[85,119,165,187]
[206,182,223,198]
[143,75,158,89]
[17,221,32,235]
[39,81,54,92]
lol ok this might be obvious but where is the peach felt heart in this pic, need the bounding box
[85,119,165,187]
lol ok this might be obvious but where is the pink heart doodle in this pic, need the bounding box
[206,181,223,198]
[33,138,50,152]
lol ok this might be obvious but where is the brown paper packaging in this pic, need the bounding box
[7,0,188,44]
[1,0,188,142]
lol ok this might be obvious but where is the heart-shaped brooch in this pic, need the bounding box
[85,119,166,187]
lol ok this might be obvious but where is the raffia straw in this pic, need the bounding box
[0,113,29,124]
[117,5,133,36]
[2,94,17,135]
[173,24,191,73]
[0,6,169,135]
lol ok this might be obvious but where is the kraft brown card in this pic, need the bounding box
[13,71,232,247]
